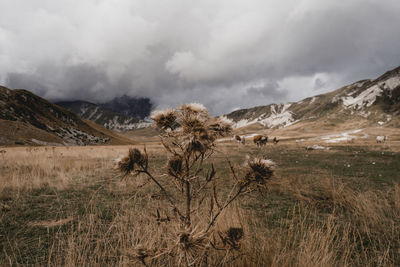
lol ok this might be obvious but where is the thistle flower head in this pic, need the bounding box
[207,118,232,138]
[181,116,207,135]
[244,158,275,184]
[226,227,244,243]
[167,155,183,178]
[180,103,208,114]
[117,148,148,175]
[176,228,207,252]
[188,140,207,154]
[151,109,177,130]
[219,227,244,249]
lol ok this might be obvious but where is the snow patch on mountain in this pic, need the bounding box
[341,76,400,110]
[87,106,100,120]
[342,84,382,109]
[383,77,400,90]
[229,103,298,129]
[104,117,152,131]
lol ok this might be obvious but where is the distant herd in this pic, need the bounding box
[233,135,279,147]
[232,134,389,146]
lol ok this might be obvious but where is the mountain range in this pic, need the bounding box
[0,86,134,146]
[56,96,152,131]
[1,66,399,146]
[224,66,400,130]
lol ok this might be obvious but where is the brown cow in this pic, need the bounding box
[273,137,279,144]
[253,135,268,147]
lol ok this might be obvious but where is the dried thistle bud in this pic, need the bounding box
[181,117,207,135]
[244,158,275,184]
[151,109,177,130]
[129,246,155,265]
[207,118,232,137]
[226,227,244,242]
[176,229,207,252]
[167,155,183,178]
[180,103,208,114]
[218,227,244,249]
[117,148,148,175]
[188,140,207,154]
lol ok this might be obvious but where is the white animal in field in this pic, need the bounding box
[376,136,388,143]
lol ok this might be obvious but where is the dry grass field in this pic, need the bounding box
[1,131,400,266]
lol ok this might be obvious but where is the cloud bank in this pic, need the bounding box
[1,0,400,114]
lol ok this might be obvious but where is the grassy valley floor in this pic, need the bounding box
[0,137,400,266]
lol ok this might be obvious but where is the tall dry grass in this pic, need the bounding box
[1,145,400,266]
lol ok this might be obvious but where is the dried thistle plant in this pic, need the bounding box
[151,109,178,130]
[216,227,244,250]
[243,159,275,185]
[117,148,148,176]
[116,103,276,266]
[167,155,183,178]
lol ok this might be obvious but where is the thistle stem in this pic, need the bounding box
[143,170,185,221]
[205,185,245,232]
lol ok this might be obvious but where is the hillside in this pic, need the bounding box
[100,95,152,119]
[0,86,134,146]
[225,66,400,130]
[56,96,152,131]
[55,100,151,131]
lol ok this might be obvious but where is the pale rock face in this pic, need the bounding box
[341,76,400,110]
[230,103,298,129]
[55,128,109,145]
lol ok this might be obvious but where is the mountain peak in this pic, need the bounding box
[100,95,152,119]
[56,95,153,131]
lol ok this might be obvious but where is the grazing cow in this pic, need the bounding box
[233,135,245,145]
[376,136,388,143]
[233,135,241,142]
[273,137,279,144]
[253,135,268,147]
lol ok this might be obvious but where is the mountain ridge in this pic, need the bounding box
[55,96,152,131]
[224,66,400,130]
[0,85,134,146]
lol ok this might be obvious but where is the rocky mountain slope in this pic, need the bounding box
[0,86,134,146]
[100,95,152,119]
[224,66,400,129]
[55,100,151,131]
[56,96,152,131]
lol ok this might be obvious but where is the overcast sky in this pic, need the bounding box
[1,0,400,114]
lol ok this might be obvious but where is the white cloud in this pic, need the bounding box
[1,0,400,114]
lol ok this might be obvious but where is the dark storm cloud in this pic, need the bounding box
[1,0,400,114]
